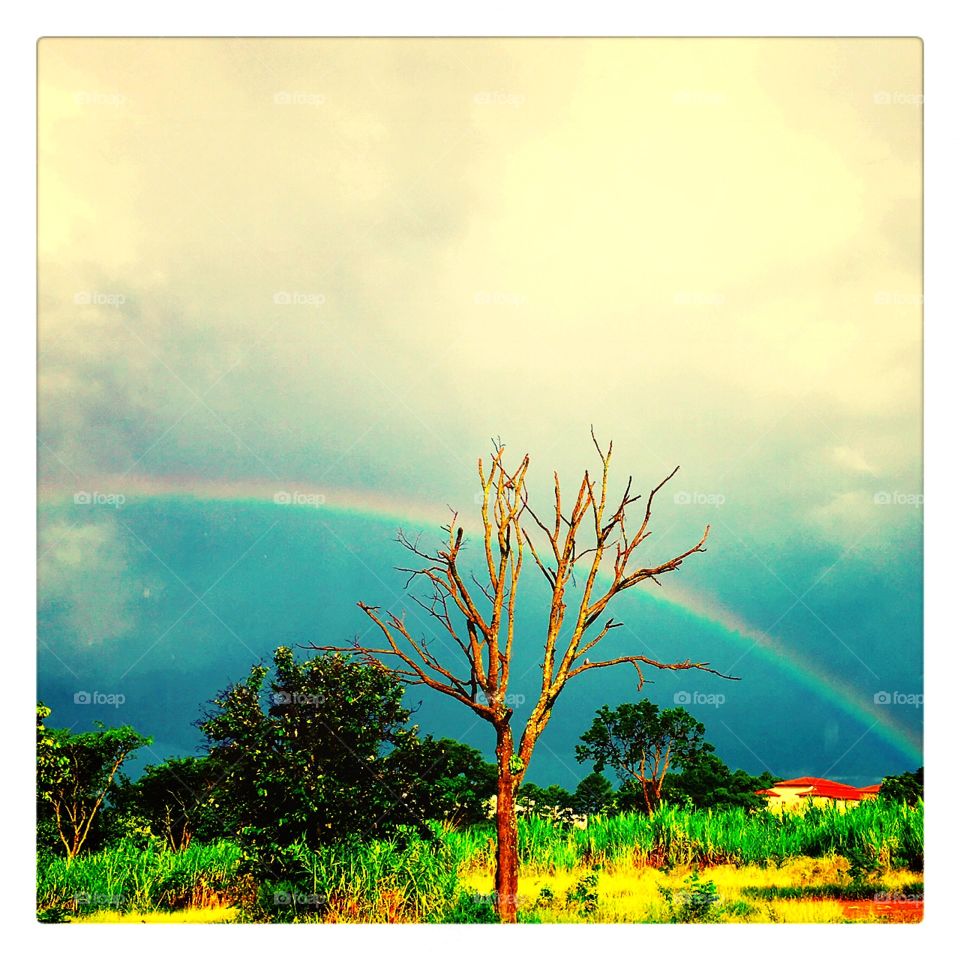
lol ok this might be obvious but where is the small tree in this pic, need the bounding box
[516,782,576,821]
[572,772,615,816]
[576,700,710,813]
[112,756,220,851]
[36,703,151,860]
[311,435,734,920]
[198,646,424,863]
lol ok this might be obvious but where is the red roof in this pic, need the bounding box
[755,789,780,797]
[798,784,864,801]
[859,784,882,794]
[774,777,854,789]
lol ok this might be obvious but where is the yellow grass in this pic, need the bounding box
[71,906,239,924]
[459,857,924,923]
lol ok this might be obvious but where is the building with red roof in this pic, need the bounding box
[755,776,883,811]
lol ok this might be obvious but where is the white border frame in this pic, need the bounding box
[6,2,955,955]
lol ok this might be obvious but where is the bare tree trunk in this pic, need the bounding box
[494,725,520,923]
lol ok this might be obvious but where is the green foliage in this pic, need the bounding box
[576,700,710,812]
[254,825,462,921]
[662,753,775,811]
[660,870,720,922]
[565,865,601,915]
[517,781,576,821]
[36,800,923,922]
[37,703,151,859]
[110,756,221,851]
[37,838,243,917]
[741,880,924,901]
[461,800,924,873]
[386,736,496,826]
[846,845,883,884]
[197,647,426,866]
[534,884,556,908]
[879,767,923,806]
[572,772,615,816]
[434,891,498,924]
[36,703,69,803]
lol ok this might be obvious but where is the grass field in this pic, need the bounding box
[37,801,923,924]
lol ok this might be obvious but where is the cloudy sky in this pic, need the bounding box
[38,39,922,784]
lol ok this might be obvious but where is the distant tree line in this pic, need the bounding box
[36,646,918,870]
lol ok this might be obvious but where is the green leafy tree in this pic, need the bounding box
[572,772,615,815]
[516,782,576,820]
[111,756,221,851]
[662,752,775,810]
[36,703,151,860]
[36,703,70,853]
[576,700,709,813]
[198,646,425,863]
[386,736,497,826]
[879,767,923,805]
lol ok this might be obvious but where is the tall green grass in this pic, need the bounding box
[262,827,464,922]
[37,838,243,919]
[37,800,922,921]
[457,801,923,873]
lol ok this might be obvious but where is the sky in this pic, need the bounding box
[37,38,922,787]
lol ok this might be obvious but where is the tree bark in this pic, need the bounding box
[494,724,520,923]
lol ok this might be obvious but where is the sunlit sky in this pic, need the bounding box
[38,39,922,784]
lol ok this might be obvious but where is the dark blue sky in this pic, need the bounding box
[38,496,922,788]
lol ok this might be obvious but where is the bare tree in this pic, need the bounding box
[312,432,735,922]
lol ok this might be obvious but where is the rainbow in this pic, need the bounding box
[650,582,922,765]
[39,475,923,766]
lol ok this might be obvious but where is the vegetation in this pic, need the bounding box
[35,645,923,924]
[197,646,428,860]
[37,703,151,860]
[111,756,221,852]
[661,753,775,811]
[576,699,711,813]
[38,802,923,923]
[880,767,923,806]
